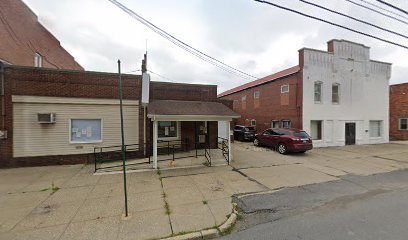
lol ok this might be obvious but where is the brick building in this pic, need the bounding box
[0,0,83,70]
[0,63,237,168]
[390,83,408,140]
[219,39,391,147]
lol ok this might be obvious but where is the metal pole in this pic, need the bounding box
[118,60,129,217]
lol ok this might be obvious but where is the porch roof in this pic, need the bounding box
[147,100,240,121]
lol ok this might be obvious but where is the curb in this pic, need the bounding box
[160,203,238,240]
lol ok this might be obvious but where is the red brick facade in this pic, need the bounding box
[0,0,83,70]
[390,83,408,140]
[219,72,303,133]
[0,65,141,167]
[0,65,226,167]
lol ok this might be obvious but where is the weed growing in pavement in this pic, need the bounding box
[203,200,208,205]
[164,202,171,215]
[51,182,60,195]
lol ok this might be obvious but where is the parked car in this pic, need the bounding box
[253,128,313,154]
[233,125,256,141]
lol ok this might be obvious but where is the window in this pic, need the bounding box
[158,121,178,139]
[314,82,322,103]
[332,83,340,104]
[400,118,408,130]
[281,85,289,93]
[310,120,322,140]
[254,91,260,99]
[242,95,247,110]
[251,119,256,126]
[282,120,291,129]
[233,100,239,109]
[369,120,382,137]
[34,53,42,67]
[70,119,102,143]
[271,120,280,128]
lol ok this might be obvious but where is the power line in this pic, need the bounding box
[345,0,408,25]
[376,0,408,16]
[299,0,408,39]
[357,0,408,20]
[108,0,258,80]
[254,0,408,50]
[148,70,176,82]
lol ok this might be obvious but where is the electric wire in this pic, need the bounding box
[375,0,408,16]
[345,0,408,25]
[357,0,408,20]
[108,0,257,80]
[300,0,408,39]
[254,0,408,50]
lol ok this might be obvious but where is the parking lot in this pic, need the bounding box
[231,141,408,190]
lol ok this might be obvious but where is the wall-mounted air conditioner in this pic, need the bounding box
[37,113,56,124]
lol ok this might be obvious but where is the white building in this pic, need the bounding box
[301,39,391,147]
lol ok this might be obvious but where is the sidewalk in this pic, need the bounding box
[0,164,262,240]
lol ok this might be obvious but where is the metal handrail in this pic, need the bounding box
[217,137,230,165]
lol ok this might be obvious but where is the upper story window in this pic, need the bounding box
[233,100,239,109]
[254,91,260,99]
[314,81,322,103]
[281,85,289,93]
[399,118,408,130]
[34,53,42,67]
[241,95,246,102]
[332,83,340,104]
[241,95,247,110]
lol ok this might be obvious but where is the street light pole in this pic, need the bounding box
[118,60,129,217]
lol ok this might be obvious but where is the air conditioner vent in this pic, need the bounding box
[37,113,56,124]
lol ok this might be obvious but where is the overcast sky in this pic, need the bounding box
[23,0,408,93]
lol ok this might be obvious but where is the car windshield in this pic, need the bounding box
[245,127,255,131]
[294,131,309,138]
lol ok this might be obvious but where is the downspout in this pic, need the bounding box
[144,106,146,155]
[0,62,5,131]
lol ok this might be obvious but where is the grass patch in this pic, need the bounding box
[162,192,167,198]
[40,188,49,192]
[203,200,208,205]
[203,161,210,167]
[51,182,60,195]
[164,202,171,215]
[157,169,161,175]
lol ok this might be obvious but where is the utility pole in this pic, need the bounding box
[118,60,129,217]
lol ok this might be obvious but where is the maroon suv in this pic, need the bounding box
[253,128,313,154]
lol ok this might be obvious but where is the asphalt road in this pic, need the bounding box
[221,170,408,240]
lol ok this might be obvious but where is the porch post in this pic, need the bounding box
[227,121,232,162]
[153,120,158,169]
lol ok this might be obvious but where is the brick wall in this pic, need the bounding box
[390,83,408,140]
[0,0,83,70]
[0,65,142,167]
[219,72,303,134]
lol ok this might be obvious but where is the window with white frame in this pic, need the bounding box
[271,120,280,128]
[332,83,340,104]
[310,120,322,140]
[399,118,408,130]
[254,91,260,99]
[369,120,382,137]
[281,85,289,93]
[34,53,42,67]
[70,119,102,143]
[282,120,291,129]
[158,121,178,139]
[251,119,256,126]
[314,82,322,103]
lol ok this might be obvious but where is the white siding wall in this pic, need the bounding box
[302,41,391,147]
[12,96,139,157]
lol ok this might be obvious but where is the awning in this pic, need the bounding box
[147,100,240,121]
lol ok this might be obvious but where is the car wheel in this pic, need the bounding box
[277,143,287,154]
[253,139,259,146]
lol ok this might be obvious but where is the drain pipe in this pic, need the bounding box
[0,62,5,132]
